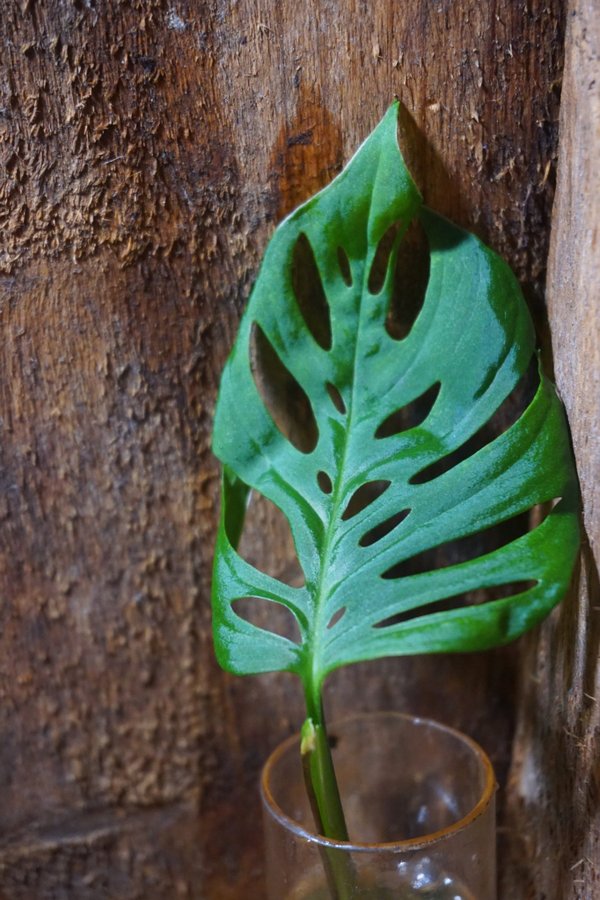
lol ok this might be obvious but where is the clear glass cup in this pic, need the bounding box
[261,712,496,899]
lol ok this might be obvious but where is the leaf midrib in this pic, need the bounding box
[306,233,380,693]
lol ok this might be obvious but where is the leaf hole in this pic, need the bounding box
[326,381,347,414]
[375,383,441,439]
[410,354,540,485]
[250,321,318,454]
[222,473,251,551]
[232,596,301,643]
[291,233,332,351]
[237,488,305,587]
[337,246,353,286]
[381,501,556,581]
[386,218,430,341]
[341,480,391,521]
[317,471,333,494]
[372,580,538,629]
[368,220,402,294]
[327,606,347,629]
[359,508,411,548]
[530,496,562,528]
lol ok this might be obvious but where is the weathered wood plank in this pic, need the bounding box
[504,2,600,897]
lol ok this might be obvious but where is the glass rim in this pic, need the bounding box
[260,710,497,852]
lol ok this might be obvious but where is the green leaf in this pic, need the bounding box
[211,102,580,705]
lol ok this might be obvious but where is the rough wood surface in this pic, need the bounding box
[503,2,600,898]
[0,2,567,897]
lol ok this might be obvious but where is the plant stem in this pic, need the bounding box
[301,716,348,841]
[301,688,355,899]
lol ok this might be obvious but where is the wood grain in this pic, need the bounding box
[0,1,568,896]
[503,2,600,898]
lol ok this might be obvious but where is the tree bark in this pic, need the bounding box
[503,2,600,897]
[0,2,570,897]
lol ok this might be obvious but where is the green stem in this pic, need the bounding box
[301,687,355,900]
[301,716,348,841]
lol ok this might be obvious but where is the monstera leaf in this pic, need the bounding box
[212,103,579,713]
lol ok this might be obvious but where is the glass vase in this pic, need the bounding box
[261,712,496,899]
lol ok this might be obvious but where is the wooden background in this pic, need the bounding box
[504,2,600,897]
[0,1,596,897]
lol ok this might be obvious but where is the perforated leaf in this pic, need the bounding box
[211,103,580,702]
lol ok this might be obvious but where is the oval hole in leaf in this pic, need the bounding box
[359,508,411,547]
[381,501,556,581]
[250,322,318,454]
[410,354,540,485]
[530,496,562,528]
[291,233,332,350]
[337,246,352,286]
[386,218,430,341]
[317,471,333,494]
[326,381,347,414]
[232,596,301,643]
[372,580,538,629]
[376,383,440,439]
[327,606,347,629]
[368,220,402,294]
[237,488,305,587]
[222,472,251,551]
[341,480,391,521]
